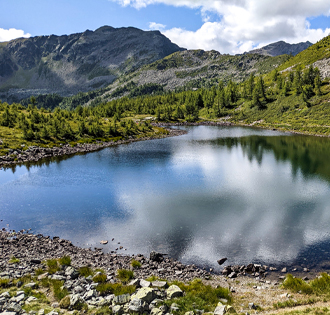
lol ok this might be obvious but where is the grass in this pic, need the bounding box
[96,283,136,296]
[46,259,60,274]
[58,256,71,266]
[8,256,20,264]
[93,273,107,283]
[283,274,314,294]
[117,269,134,283]
[78,266,94,277]
[0,279,10,288]
[130,259,141,269]
[164,279,232,315]
[51,279,69,301]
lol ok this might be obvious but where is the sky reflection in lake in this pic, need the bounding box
[1,126,330,269]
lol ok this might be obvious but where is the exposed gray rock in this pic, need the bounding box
[128,298,149,313]
[131,288,157,303]
[166,285,183,299]
[113,294,131,305]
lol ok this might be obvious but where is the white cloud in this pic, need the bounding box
[110,0,330,53]
[149,22,166,30]
[0,28,31,42]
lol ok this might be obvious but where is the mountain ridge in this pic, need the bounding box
[0,26,184,102]
[248,40,313,57]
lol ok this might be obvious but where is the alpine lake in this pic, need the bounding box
[1,125,330,272]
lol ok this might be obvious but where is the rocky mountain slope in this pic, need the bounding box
[0,26,183,102]
[78,49,289,106]
[249,40,312,57]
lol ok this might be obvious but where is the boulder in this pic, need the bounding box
[214,302,226,315]
[150,251,164,262]
[113,294,131,305]
[140,279,151,288]
[112,305,124,315]
[131,287,157,303]
[152,281,168,289]
[217,258,228,265]
[128,298,149,313]
[166,285,183,299]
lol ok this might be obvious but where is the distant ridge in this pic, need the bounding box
[0,26,184,102]
[248,40,313,57]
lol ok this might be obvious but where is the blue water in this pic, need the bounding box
[1,126,330,270]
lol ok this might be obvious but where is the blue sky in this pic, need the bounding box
[1,0,330,54]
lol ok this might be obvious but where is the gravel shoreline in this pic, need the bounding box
[0,129,186,169]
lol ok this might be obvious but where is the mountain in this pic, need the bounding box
[0,26,183,102]
[248,41,312,57]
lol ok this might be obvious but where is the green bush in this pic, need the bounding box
[282,274,313,294]
[131,260,141,269]
[164,279,232,315]
[117,269,134,283]
[52,279,69,301]
[78,266,93,277]
[59,256,71,266]
[0,278,10,288]
[310,273,330,295]
[59,296,70,309]
[46,259,60,274]
[93,273,107,283]
[96,283,136,296]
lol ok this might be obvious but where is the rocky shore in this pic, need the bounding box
[0,129,186,169]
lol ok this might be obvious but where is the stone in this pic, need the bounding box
[112,305,124,315]
[24,282,37,289]
[83,290,96,300]
[226,306,236,314]
[248,303,257,310]
[281,267,287,273]
[128,298,149,313]
[228,272,237,279]
[38,309,45,315]
[171,303,180,312]
[65,267,79,280]
[150,308,163,315]
[70,294,84,308]
[152,281,168,289]
[0,312,18,315]
[6,303,22,313]
[166,285,183,299]
[30,259,41,264]
[140,279,151,288]
[47,312,59,315]
[131,288,157,303]
[185,312,194,315]
[217,258,228,266]
[37,273,49,280]
[214,302,226,315]
[100,240,108,245]
[26,296,37,303]
[128,279,141,288]
[150,252,164,262]
[113,294,131,305]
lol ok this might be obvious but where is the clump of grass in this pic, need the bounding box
[93,273,107,283]
[96,283,136,296]
[59,256,71,266]
[117,269,134,283]
[283,274,314,294]
[35,268,46,276]
[59,296,70,309]
[46,259,60,274]
[8,256,20,264]
[310,273,330,295]
[131,259,141,269]
[51,279,69,301]
[164,279,232,315]
[78,266,93,277]
[273,297,316,309]
[0,278,10,288]
[95,306,112,315]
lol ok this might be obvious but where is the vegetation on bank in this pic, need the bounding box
[0,97,170,156]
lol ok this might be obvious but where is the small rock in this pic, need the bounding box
[248,303,257,310]
[113,294,131,305]
[303,268,309,272]
[166,285,183,299]
[140,279,151,288]
[217,258,228,265]
[100,240,108,245]
[281,267,287,273]
[152,281,168,289]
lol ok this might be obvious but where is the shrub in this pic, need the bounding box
[93,273,107,283]
[59,296,70,309]
[117,269,134,283]
[131,260,141,269]
[282,274,313,294]
[46,259,60,274]
[59,256,71,266]
[0,279,10,288]
[310,273,330,295]
[52,279,69,301]
[96,283,136,296]
[78,266,93,277]
[35,268,46,276]
[164,279,232,315]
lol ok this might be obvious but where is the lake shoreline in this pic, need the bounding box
[0,128,186,169]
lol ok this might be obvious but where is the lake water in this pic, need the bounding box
[1,126,330,271]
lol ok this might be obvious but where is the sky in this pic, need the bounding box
[1,0,330,54]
